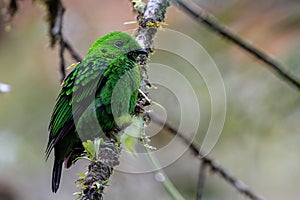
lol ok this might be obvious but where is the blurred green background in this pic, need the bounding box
[0,0,300,199]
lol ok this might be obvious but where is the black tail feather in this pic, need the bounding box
[52,161,63,193]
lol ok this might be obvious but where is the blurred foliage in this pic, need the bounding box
[0,0,299,200]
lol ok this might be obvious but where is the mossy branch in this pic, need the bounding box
[76,0,171,199]
[76,139,121,200]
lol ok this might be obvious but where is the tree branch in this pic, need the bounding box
[64,40,83,62]
[196,161,207,200]
[76,0,171,199]
[134,0,170,52]
[172,0,300,91]
[43,0,82,82]
[8,0,18,17]
[0,0,18,32]
[150,114,265,200]
[57,4,66,81]
[76,139,121,200]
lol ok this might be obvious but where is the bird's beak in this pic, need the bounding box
[136,48,148,55]
[127,48,148,62]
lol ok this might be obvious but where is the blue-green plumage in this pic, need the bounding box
[46,32,146,192]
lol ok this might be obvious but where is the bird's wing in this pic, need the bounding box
[46,57,109,158]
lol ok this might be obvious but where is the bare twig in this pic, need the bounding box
[57,4,66,81]
[145,145,185,200]
[64,40,83,62]
[150,114,265,200]
[0,0,18,32]
[172,0,300,91]
[8,0,18,16]
[196,161,207,200]
[44,0,82,82]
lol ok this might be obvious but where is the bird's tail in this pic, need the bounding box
[52,160,63,193]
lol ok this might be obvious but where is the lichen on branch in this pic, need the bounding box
[76,139,121,200]
[75,0,170,199]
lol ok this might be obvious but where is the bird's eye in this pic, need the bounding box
[114,41,123,47]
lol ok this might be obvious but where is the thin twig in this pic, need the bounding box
[56,3,66,82]
[150,114,265,200]
[196,161,207,200]
[44,0,82,82]
[64,40,83,62]
[172,0,300,91]
[8,0,18,16]
[1,0,18,31]
[145,145,185,200]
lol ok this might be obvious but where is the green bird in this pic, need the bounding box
[46,32,147,193]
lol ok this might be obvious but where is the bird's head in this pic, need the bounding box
[87,31,148,61]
